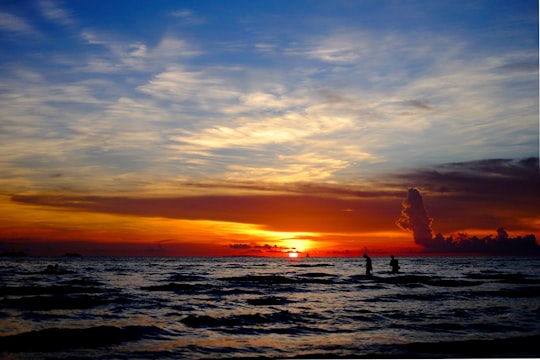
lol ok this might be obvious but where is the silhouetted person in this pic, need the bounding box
[389,255,400,273]
[363,253,372,275]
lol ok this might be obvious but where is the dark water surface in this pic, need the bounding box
[1,256,539,359]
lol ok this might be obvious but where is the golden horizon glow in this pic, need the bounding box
[2,189,538,257]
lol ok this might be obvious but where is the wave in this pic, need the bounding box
[3,294,131,311]
[246,296,291,306]
[466,286,540,298]
[0,285,105,296]
[464,272,540,284]
[5,294,101,310]
[181,310,309,329]
[60,278,107,287]
[166,273,207,282]
[2,257,539,358]
[141,282,207,292]
[380,275,483,287]
[180,310,330,336]
[0,325,167,352]
[220,274,335,285]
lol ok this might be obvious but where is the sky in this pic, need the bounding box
[0,0,538,257]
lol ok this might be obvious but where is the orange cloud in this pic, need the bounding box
[2,158,538,257]
[0,193,415,257]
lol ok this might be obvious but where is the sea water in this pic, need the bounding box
[1,256,539,358]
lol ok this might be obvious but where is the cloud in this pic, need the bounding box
[38,0,74,26]
[393,160,540,254]
[229,244,251,249]
[397,158,540,205]
[392,159,540,234]
[137,67,238,104]
[0,5,537,199]
[79,31,199,73]
[401,100,432,111]
[0,12,39,36]
[171,9,205,25]
[428,228,540,255]
[172,113,350,149]
[4,157,539,255]
[9,188,402,235]
[494,62,538,73]
[395,188,434,247]
[286,31,374,64]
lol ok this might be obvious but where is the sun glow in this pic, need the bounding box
[288,252,298,258]
[282,238,313,252]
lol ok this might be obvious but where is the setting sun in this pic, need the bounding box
[288,252,298,258]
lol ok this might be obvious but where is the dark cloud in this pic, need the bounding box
[10,193,401,233]
[315,88,345,104]
[427,228,539,255]
[395,188,434,247]
[254,244,285,253]
[229,244,251,249]
[227,243,286,256]
[393,157,540,218]
[395,187,540,255]
[402,100,432,110]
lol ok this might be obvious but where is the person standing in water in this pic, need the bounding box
[363,253,373,275]
[389,255,400,273]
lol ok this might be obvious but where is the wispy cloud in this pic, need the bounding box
[80,31,199,73]
[0,12,39,36]
[38,0,75,26]
[0,1,536,200]
[170,9,205,25]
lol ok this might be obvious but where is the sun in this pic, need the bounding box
[288,252,299,258]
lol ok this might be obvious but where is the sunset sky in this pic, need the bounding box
[1,0,538,257]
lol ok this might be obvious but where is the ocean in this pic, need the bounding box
[1,256,539,359]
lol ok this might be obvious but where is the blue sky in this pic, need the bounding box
[0,0,538,195]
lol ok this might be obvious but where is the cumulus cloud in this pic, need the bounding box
[395,188,434,247]
[395,183,540,255]
[428,229,540,255]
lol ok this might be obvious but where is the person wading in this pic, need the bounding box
[363,253,373,275]
[389,255,400,274]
